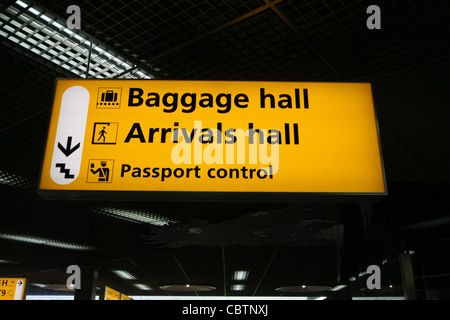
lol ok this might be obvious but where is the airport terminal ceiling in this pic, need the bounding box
[0,0,449,300]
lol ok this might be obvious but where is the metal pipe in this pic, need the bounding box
[85,42,92,78]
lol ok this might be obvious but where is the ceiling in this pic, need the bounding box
[0,0,449,300]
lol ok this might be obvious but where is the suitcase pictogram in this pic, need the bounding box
[101,90,118,103]
[97,88,121,108]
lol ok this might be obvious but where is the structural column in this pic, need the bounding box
[425,287,439,300]
[399,253,416,300]
[74,265,99,300]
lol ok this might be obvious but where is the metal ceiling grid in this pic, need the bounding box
[98,244,340,297]
[215,11,323,80]
[223,245,279,296]
[130,251,197,293]
[0,0,157,80]
[0,34,67,186]
[348,3,450,183]
[276,0,366,41]
[373,59,450,182]
[67,0,267,72]
[167,247,225,296]
[247,245,338,296]
[156,11,326,81]
[0,44,57,126]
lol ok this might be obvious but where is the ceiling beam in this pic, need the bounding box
[221,246,227,296]
[171,252,198,296]
[265,0,342,80]
[252,245,279,296]
[150,0,285,64]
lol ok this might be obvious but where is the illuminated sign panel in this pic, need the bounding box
[103,286,130,300]
[38,79,386,201]
[104,286,120,300]
[0,278,26,300]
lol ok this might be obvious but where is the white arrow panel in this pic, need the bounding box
[50,86,90,185]
[14,279,25,300]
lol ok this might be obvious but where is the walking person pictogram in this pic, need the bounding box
[97,126,107,143]
[92,122,118,145]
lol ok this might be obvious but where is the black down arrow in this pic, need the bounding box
[58,136,80,157]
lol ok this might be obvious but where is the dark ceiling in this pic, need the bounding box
[0,0,449,301]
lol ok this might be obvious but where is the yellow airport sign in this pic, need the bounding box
[0,278,27,300]
[121,293,131,300]
[103,286,130,300]
[104,286,120,300]
[38,79,386,201]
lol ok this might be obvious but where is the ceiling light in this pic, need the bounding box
[276,285,332,293]
[233,270,249,281]
[0,259,18,264]
[134,284,152,290]
[231,284,245,291]
[42,284,76,291]
[159,284,216,292]
[112,270,136,280]
[0,170,33,188]
[315,296,327,300]
[0,233,95,251]
[0,0,154,79]
[95,207,178,226]
[330,284,347,291]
